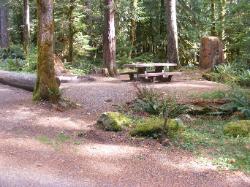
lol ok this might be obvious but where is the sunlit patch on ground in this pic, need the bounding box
[0,137,54,152]
[154,154,217,172]
[36,116,90,130]
[76,143,143,158]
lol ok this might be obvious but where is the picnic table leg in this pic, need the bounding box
[155,66,172,82]
[129,73,135,81]
[137,67,147,81]
[155,66,164,82]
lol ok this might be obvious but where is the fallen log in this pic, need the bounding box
[0,70,37,91]
[0,70,61,92]
[0,70,96,91]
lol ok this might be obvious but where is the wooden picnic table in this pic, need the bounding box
[122,63,179,82]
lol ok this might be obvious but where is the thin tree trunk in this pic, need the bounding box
[23,0,30,56]
[211,0,217,36]
[33,0,60,102]
[0,6,9,48]
[165,0,179,65]
[68,0,74,63]
[129,0,138,58]
[103,0,117,77]
[219,0,226,40]
[160,0,165,34]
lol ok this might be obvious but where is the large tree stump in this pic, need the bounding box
[199,36,224,69]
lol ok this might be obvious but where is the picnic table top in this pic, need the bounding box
[123,63,177,68]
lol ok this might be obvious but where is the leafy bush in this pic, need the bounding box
[221,89,250,119]
[224,120,250,137]
[238,70,250,87]
[0,45,25,60]
[204,62,250,87]
[132,85,188,117]
[0,46,38,73]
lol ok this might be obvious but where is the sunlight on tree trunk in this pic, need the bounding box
[103,0,117,77]
[23,0,30,56]
[165,0,179,65]
[33,0,60,103]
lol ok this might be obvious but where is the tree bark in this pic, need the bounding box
[68,0,74,63]
[165,0,179,65]
[103,0,117,77]
[33,0,60,102]
[211,0,217,36]
[0,70,36,91]
[23,0,30,56]
[129,0,138,58]
[219,0,226,40]
[0,6,9,48]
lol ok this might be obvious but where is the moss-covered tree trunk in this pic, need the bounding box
[33,0,60,102]
[103,0,117,77]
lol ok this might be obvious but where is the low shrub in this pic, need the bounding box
[224,120,250,137]
[132,85,188,117]
[203,62,250,87]
[220,89,250,119]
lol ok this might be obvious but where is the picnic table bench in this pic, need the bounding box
[121,63,180,82]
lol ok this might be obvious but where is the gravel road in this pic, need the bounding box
[0,79,249,187]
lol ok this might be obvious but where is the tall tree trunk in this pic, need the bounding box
[160,0,165,35]
[33,0,60,102]
[23,0,30,56]
[68,0,74,63]
[219,0,226,40]
[165,0,179,65]
[0,6,9,48]
[103,0,117,77]
[129,0,138,58]
[211,0,217,36]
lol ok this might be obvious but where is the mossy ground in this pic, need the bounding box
[175,118,250,173]
[130,117,184,139]
[97,112,132,131]
[224,120,250,137]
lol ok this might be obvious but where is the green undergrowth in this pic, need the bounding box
[36,132,73,150]
[203,62,250,87]
[198,90,227,100]
[176,118,250,173]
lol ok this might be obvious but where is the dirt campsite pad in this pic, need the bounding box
[0,75,249,187]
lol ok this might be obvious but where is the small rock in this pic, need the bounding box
[160,138,171,146]
[105,99,112,103]
[179,114,194,122]
[78,132,85,138]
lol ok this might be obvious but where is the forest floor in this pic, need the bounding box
[0,72,249,187]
